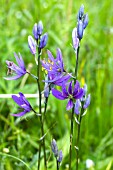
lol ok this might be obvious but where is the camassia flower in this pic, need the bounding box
[41,48,71,86]
[41,48,64,76]
[4,53,27,80]
[52,80,84,110]
[11,92,32,117]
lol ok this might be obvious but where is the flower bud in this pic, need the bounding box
[72,27,79,50]
[83,94,91,109]
[39,33,48,49]
[44,76,50,98]
[83,14,89,29]
[77,20,84,40]
[28,35,36,55]
[51,139,58,157]
[57,150,63,162]
[37,20,43,36]
[33,23,39,40]
[74,99,81,115]
[78,4,84,20]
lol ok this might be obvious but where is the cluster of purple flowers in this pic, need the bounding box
[28,21,48,55]
[72,5,88,51]
[4,5,90,116]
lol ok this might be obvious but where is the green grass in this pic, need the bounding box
[0,0,113,169]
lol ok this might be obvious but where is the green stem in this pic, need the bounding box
[74,46,80,83]
[37,48,47,170]
[69,107,74,170]
[76,109,83,170]
[56,159,59,170]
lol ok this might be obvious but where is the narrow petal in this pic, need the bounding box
[74,88,84,99]
[68,81,72,94]
[62,83,68,97]
[73,80,80,96]
[14,53,22,68]
[11,110,27,117]
[4,74,22,80]
[12,95,24,106]
[52,88,66,100]
[66,99,73,110]
[47,50,55,63]
[18,53,26,71]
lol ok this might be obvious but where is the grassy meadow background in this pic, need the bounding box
[0,0,113,169]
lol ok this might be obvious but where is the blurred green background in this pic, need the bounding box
[0,0,113,169]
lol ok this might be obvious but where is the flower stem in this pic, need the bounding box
[37,48,47,170]
[69,107,74,170]
[74,46,80,82]
[76,109,83,170]
[56,159,59,170]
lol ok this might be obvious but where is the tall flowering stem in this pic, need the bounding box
[32,21,48,170]
[37,46,47,170]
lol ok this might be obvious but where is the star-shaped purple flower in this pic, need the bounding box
[4,53,27,80]
[52,80,84,110]
[41,48,71,86]
[11,92,32,117]
[41,48,65,76]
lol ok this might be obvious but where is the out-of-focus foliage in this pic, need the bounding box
[0,0,113,169]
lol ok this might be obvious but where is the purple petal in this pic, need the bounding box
[47,50,55,63]
[12,95,24,106]
[62,83,68,97]
[66,99,73,110]
[73,80,80,96]
[74,88,84,99]
[18,53,26,71]
[68,81,73,94]
[11,110,27,117]
[4,74,22,80]
[52,88,66,100]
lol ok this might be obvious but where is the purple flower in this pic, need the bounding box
[28,35,36,55]
[33,21,43,40]
[39,33,48,49]
[4,53,27,80]
[57,150,63,162]
[11,93,32,117]
[51,139,58,157]
[72,27,79,50]
[52,81,84,110]
[41,48,64,76]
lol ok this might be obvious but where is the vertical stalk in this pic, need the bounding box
[69,107,74,170]
[69,45,80,169]
[56,159,59,170]
[37,48,47,170]
[74,46,80,82]
[76,108,83,170]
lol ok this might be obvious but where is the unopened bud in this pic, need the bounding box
[77,20,84,40]
[39,33,48,49]
[28,35,36,55]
